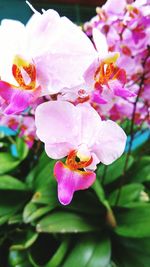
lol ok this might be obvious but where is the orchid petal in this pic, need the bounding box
[93,28,108,57]
[77,103,101,147]
[114,87,136,98]
[26,9,61,56]
[93,120,127,165]
[109,80,136,98]
[91,91,108,104]
[45,142,75,159]
[113,68,126,86]
[35,101,81,145]
[34,15,96,94]
[103,0,126,14]
[54,161,96,205]
[0,20,27,85]
[83,59,99,90]
[0,81,40,115]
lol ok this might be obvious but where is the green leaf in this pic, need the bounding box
[129,156,150,183]
[92,179,109,209]
[119,236,150,255]
[92,180,117,228]
[8,250,32,267]
[16,138,29,160]
[0,152,20,174]
[115,237,150,267]
[0,175,27,191]
[36,211,100,233]
[23,202,37,223]
[0,191,26,225]
[67,191,103,215]
[0,214,14,225]
[31,180,58,206]
[34,160,56,189]
[10,230,38,250]
[8,214,23,225]
[97,155,134,185]
[23,203,53,223]
[25,151,51,187]
[63,235,111,267]
[109,183,144,206]
[115,203,150,238]
[45,239,70,267]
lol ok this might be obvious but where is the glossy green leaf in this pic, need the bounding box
[34,160,56,190]
[45,239,70,267]
[0,175,27,191]
[0,191,26,225]
[23,202,53,223]
[9,250,27,266]
[92,180,117,228]
[36,211,100,233]
[115,237,150,267]
[63,235,111,267]
[10,230,38,250]
[31,180,58,206]
[23,202,37,223]
[97,155,134,185]
[8,214,23,225]
[67,191,103,215]
[16,137,29,160]
[115,203,150,238]
[8,250,32,267]
[129,156,150,183]
[109,183,144,206]
[25,151,51,187]
[0,214,14,225]
[119,236,150,255]
[0,152,20,174]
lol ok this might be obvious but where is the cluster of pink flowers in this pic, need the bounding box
[0,114,36,147]
[0,1,138,205]
[84,0,150,125]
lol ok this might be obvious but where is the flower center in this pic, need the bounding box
[94,52,125,91]
[66,150,93,171]
[12,55,36,90]
[95,62,115,86]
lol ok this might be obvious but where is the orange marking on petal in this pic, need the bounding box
[95,62,116,86]
[66,150,93,171]
[12,56,36,90]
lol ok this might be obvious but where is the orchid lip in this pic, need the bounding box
[54,161,96,205]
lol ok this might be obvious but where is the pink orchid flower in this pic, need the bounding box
[102,0,126,15]
[0,5,96,114]
[35,100,126,205]
[0,55,41,114]
[84,29,135,105]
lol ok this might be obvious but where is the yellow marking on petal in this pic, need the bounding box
[103,52,120,64]
[126,5,134,12]
[12,55,36,90]
[13,55,30,68]
[76,151,91,162]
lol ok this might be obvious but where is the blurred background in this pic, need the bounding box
[0,0,106,24]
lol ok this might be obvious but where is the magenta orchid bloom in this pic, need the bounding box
[0,5,96,113]
[84,29,136,105]
[35,100,126,205]
[84,0,150,125]
[0,55,41,114]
